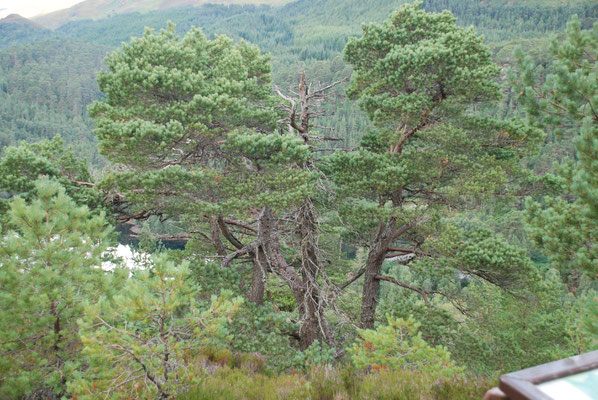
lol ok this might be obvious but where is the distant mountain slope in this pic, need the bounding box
[0,14,44,28]
[2,0,596,166]
[52,0,598,54]
[0,14,51,49]
[0,39,110,166]
[55,4,291,48]
[33,0,293,29]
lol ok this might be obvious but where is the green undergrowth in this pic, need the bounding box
[179,365,491,400]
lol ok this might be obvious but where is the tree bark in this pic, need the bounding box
[258,206,329,349]
[272,72,344,348]
[360,218,410,329]
[248,247,267,305]
[297,199,331,348]
[360,218,396,329]
[217,215,266,305]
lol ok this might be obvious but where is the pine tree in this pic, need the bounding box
[517,16,598,276]
[90,23,313,302]
[0,179,121,398]
[330,1,543,328]
[0,135,103,223]
[90,23,336,349]
[515,16,598,347]
[71,254,242,399]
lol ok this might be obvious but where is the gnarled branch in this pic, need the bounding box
[376,275,469,316]
[337,266,366,290]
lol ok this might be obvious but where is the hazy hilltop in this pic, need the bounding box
[33,0,293,29]
[0,14,51,49]
[0,14,45,28]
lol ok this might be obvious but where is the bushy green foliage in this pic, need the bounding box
[350,315,463,379]
[518,17,598,275]
[71,254,243,399]
[227,303,299,372]
[344,2,500,130]
[451,273,578,375]
[0,179,120,398]
[293,341,336,371]
[0,135,103,223]
[91,23,275,168]
[91,23,316,222]
[516,16,598,351]
[186,254,249,298]
[415,225,540,291]
[579,294,598,349]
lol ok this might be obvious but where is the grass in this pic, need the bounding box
[178,364,492,400]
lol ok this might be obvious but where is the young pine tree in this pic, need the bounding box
[72,254,243,399]
[0,179,121,399]
[518,16,598,276]
[516,16,598,346]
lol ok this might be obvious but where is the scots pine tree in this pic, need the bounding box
[350,315,463,379]
[331,1,543,328]
[90,24,326,348]
[91,23,312,300]
[515,17,598,346]
[518,16,598,276]
[0,179,121,398]
[0,135,102,224]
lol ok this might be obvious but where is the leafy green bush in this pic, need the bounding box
[227,303,298,373]
[350,315,463,379]
[71,254,243,399]
[293,341,336,371]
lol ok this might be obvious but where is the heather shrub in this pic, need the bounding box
[179,365,489,400]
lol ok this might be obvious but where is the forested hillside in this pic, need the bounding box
[0,39,110,165]
[1,0,596,163]
[33,0,295,29]
[0,14,51,48]
[1,1,597,399]
[1,0,596,161]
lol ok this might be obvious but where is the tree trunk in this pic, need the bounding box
[258,206,328,349]
[360,218,394,329]
[248,248,267,305]
[360,217,410,329]
[297,199,331,348]
[271,72,344,348]
[216,215,266,305]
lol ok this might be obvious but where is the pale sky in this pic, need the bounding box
[0,0,84,19]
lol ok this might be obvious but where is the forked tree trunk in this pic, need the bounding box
[360,217,410,329]
[215,215,266,305]
[258,206,328,349]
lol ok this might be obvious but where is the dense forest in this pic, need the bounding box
[0,0,597,398]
